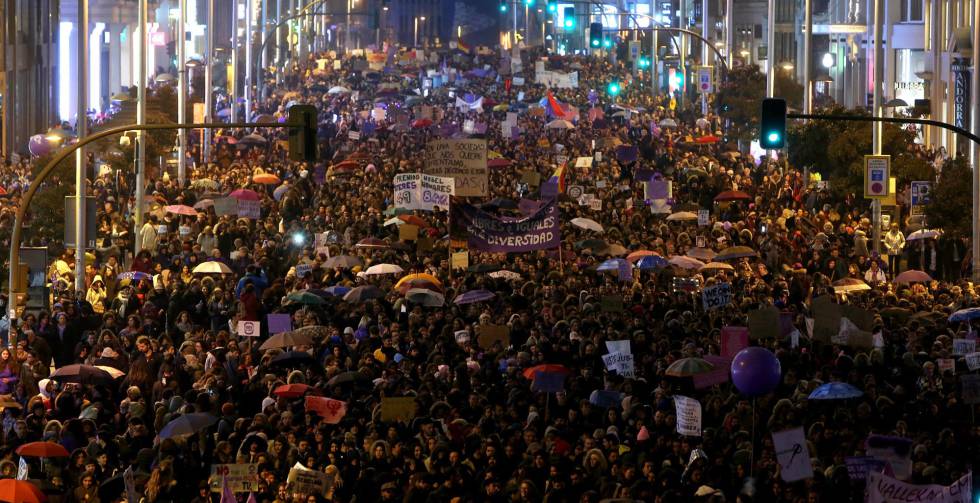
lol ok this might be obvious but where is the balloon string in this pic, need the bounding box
[750,397,756,478]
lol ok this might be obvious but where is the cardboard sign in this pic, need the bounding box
[266,314,292,334]
[380,397,417,422]
[811,296,842,343]
[953,338,976,355]
[213,197,238,216]
[673,395,702,436]
[520,171,541,187]
[601,352,634,378]
[701,283,732,310]
[399,224,419,241]
[747,306,781,339]
[575,157,594,168]
[451,251,469,270]
[237,320,260,337]
[237,199,261,219]
[600,295,624,313]
[348,130,361,141]
[473,324,509,349]
[605,340,630,355]
[424,139,488,197]
[286,464,334,497]
[772,428,813,482]
[416,237,433,252]
[721,326,749,358]
[209,464,259,493]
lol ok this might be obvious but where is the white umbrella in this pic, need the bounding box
[570,217,604,233]
[669,255,705,270]
[666,211,698,222]
[193,261,233,274]
[696,118,711,129]
[907,229,940,240]
[659,118,678,128]
[545,119,575,129]
[383,217,404,227]
[364,263,404,275]
[327,86,351,95]
[489,270,521,280]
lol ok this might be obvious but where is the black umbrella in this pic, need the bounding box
[269,351,320,369]
[50,364,113,385]
[467,263,502,273]
[327,371,370,387]
[484,198,518,210]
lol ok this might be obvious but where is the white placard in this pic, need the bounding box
[237,320,260,337]
[965,352,980,371]
[698,210,710,226]
[772,427,813,482]
[866,471,971,503]
[673,395,702,436]
[605,340,631,355]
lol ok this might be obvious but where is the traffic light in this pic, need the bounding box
[525,0,534,5]
[499,1,507,12]
[547,0,557,13]
[562,6,575,30]
[602,38,613,48]
[607,81,621,97]
[589,22,602,48]
[759,98,787,149]
[288,104,318,162]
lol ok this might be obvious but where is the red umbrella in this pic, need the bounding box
[411,118,433,129]
[0,186,7,196]
[16,441,69,458]
[164,204,198,216]
[333,160,360,171]
[0,479,45,503]
[487,158,511,168]
[273,383,321,399]
[395,279,443,295]
[714,190,751,202]
[229,188,260,201]
[522,364,572,380]
[695,135,721,144]
[398,215,429,227]
[355,237,388,249]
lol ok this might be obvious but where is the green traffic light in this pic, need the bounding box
[564,19,575,29]
[602,39,612,48]
[547,2,557,12]
[525,0,534,5]
[607,82,620,96]
[767,132,780,143]
[591,39,600,47]
[499,3,507,12]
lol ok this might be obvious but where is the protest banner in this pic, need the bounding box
[747,306,781,339]
[865,471,971,503]
[701,283,732,310]
[721,326,749,358]
[673,395,702,436]
[380,397,417,422]
[287,464,332,497]
[237,320,259,337]
[266,314,292,334]
[237,199,261,219]
[209,464,259,493]
[772,427,813,482]
[476,324,511,349]
[305,397,347,424]
[424,139,488,197]
[451,199,560,253]
[213,197,238,216]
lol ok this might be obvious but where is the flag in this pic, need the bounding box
[246,492,258,503]
[457,38,471,53]
[221,475,236,503]
[541,164,566,199]
[17,458,27,480]
[306,396,348,424]
[546,90,565,118]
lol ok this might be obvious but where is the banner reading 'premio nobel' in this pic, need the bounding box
[452,199,560,252]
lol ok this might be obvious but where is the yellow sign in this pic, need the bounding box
[193,102,206,124]
[451,251,469,270]
[669,98,677,110]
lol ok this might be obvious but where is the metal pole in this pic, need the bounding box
[766,0,775,96]
[414,16,418,47]
[513,0,518,48]
[803,0,812,115]
[135,0,147,257]
[245,0,253,121]
[971,0,980,281]
[931,0,941,150]
[725,0,733,66]
[75,0,89,294]
[231,0,239,123]
[872,0,883,254]
[177,0,187,185]
[204,0,214,163]
[679,0,687,107]
[346,0,351,51]
[701,0,709,115]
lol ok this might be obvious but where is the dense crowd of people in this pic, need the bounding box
[0,42,977,503]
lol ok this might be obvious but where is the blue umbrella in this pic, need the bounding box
[454,289,496,305]
[596,258,628,272]
[273,184,289,201]
[589,389,623,408]
[324,286,351,297]
[117,271,151,282]
[949,307,980,323]
[158,413,217,439]
[807,382,864,400]
[636,255,669,270]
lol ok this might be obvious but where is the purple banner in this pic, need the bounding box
[452,199,560,253]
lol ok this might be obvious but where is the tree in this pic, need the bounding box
[774,71,803,110]
[715,65,765,143]
[925,157,971,239]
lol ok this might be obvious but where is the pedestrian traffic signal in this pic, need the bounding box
[525,0,534,5]
[547,0,557,13]
[759,98,787,149]
[563,7,575,29]
[589,23,602,48]
[607,81,621,97]
[287,104,318,162]
[499,1,507,12]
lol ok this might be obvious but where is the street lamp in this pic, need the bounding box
[414,16,426,48]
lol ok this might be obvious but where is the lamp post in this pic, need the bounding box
[971,0,980,281]
[177,0,187,185]
[871,0,883,254]
[135,0,148,256]
[75,0,89,294]
[204,0,214,163]
[414,16,426,48]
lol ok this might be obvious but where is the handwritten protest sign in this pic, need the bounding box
[844,456,887,481]
[747,306,781,339]
[673,395,702,436]
[702,283,732,310]
[865,471,971,503]
[237,199,261,219]
[393,173,455,211]
[380,397,417,422]
[451,251,469,271]
[287,464,333,497]
[966,352,980,371]
[214,197,238,216]
[209,464,259,493]
[772,428,813,482]
[294,263,312,278]
[602,352,634,378]
[305,397,347,424]
[424,139,488,197]
[953,338,976,355]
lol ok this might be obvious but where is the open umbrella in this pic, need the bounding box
[154,73,176,83]
[522,364,571,380]
[808,382,864,400]
[50,364,113,385]
[323,255,363,269]
[636,255,669,270]
[545,119,575,129]
[395,273,442,289]
[411,118,433,129]
[571,217,604,233]
[666,211,698,222]
[158,413,218,439]
[192,199,215,210]
[238,133,267,146]
[287,325,331,340]
[714,190,752,202]
[894,269,932,283]
[596,258,629,272]
[626,250,659,262]
[355,237,389,249]
[949,307,980,323]
[327,86,351,94]
[16,441,69,458]
[273,383,320,399]
[669,256,705,270]
[575,238,608,251]
[0,479,45,503]
[193,261,233,275]
[454,289,496,305]
[253,173,280,185]
[659,118,678,128]
[489,270,521,280]
[259,331,315,351]
[287,291,328,305]
[686,248,718,261]
[254,114,277,124]
[714,246,758,261]
[190,178,220,191]
[165,204,197,216]
[907,229,940,241]
[664,357,716,377]
[94,366,126,379]
[701,261,735,271]
[270,351,319,369]
[344,285,384,303]
[597,244,628,256]
[229,188,260,200]
[364,264,404,275]
[406,288,445,307]
[467,263,501,274]
[832,278,871,293]
[327,371,370,387]
[117,271,151,282]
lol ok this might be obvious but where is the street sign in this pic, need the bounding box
[697,66,713,94]
[864,155,890,199]
[910,181,932,206]
[629,41,640,61]
[64,196,98,249]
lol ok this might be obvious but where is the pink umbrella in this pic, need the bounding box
[894,269,932,284]
[165,205,198,216]
[229,189,260,201]
[193,199,214,210]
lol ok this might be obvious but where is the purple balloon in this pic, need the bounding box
[730,347,781,396]
[28,135,52,157]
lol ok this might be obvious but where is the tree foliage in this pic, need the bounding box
[716,65,765,143]
[925,157,971,239]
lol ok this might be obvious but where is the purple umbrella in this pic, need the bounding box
[453,289,496,305]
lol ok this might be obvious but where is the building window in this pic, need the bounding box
[901,0,923,22]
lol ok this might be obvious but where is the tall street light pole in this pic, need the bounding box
[204,0,214,163]
[871,0,883,254]
[725,0,733,66]
[231,0,239,123]
[135,0,147,256]
[75,0,89,294]
[803,0,812,115]
[971,0,980,281]
[766,0,775,96]
[177,0,187,185]
[245,0,253,121]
